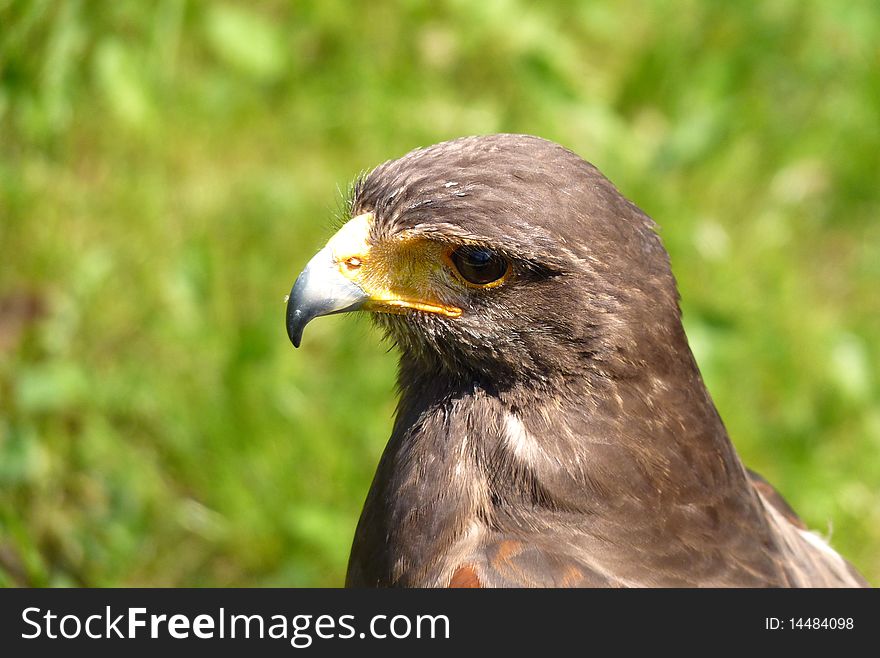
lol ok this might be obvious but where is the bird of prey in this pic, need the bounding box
[285,134,867,588]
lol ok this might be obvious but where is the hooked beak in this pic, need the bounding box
[286,245,368,348]
[285,212,462,348]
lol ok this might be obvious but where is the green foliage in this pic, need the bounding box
[1,0,878,586]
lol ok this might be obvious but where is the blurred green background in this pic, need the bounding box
[1,0,878,587]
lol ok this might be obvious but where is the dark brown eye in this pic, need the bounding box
[450,247,510,286]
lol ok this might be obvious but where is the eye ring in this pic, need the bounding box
[447,246,511,287]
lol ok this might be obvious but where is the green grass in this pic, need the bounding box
[1,0,878,586]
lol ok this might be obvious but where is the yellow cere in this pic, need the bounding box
[326,213,463,318]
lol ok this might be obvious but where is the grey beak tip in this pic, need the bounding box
[286,299,306,348]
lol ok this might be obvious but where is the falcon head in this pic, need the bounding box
[287,134,680,387]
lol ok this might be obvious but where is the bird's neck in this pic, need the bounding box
[399,326,749,500]
[349,341,753,586]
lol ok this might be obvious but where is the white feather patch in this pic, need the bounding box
[503,412,541,461]
[798,529,846,565]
